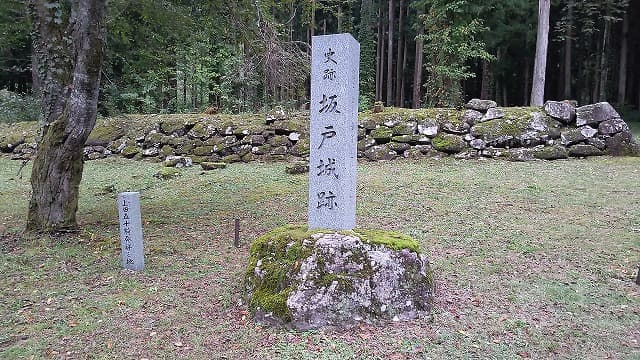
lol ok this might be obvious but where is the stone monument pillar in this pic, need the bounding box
[308,33,360,230]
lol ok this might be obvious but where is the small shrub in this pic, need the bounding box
[0,89,41,124]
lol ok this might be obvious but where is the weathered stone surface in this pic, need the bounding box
[560,126,598,145]
[471,112,561,148]
[568,144,605,157]
[605,131,640,156]
[201,161,227,170]
[388,142,411,154]
[221,154,242,163]
[285,161,309,174]
[245,226,433,330]
[87,122,125,146]
[598,118,629,135]
[417,120,439,137]
[532,145,568,160]
[187,121,216,139]
[461,109,483,125]
[271,146,288,156]
[160,119,187,135]
[392,121,417,135]
[164,155,193,168]
[543,101,575,124]
[193,146,214,156]
[441,120,470,134]
[142,147,160,157]
[465,98,497,112]
[370,127,393,142]
[479,107,506,123]
[269,135,292,147]
[576,102,620,126]
[587,137,606,150]
[121,145,140,158]
[469,139,486,150]
[0,133,25,152]
[432,133,467,153]
[365,144,397,161]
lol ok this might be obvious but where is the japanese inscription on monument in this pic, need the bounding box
[308,34,360,230]
[118,192,145,271]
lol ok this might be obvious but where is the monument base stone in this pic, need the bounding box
[244,225,434,330]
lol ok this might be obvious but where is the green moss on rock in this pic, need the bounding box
[87,122,125,146]
[245,225,424,322]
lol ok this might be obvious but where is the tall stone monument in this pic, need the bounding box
[308,34,360,230]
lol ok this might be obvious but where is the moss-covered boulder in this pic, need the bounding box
[605,132,640,156]
[364,144,397,161]
[244,225,433,330]
[86,121,125,146]
[432,133,467,153]
[568,144,605,157]
[470,110,560,147]
[0,132,25,152]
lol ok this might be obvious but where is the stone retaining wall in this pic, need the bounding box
[1,100,638,164]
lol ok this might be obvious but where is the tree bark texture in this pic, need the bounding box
[617,13,628,105]
[27,0,107,233]
[530,0,550,106]
[563,1,573,100]
[598,18,611,102]
[412,7,424,109]
[394,0,404,107]
[386,0,394,106]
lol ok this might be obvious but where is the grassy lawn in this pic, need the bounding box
[1,155,639,359]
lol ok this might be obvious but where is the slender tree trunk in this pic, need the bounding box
[27,0,107,233]
[400,38,407,107]
[386,0,394,106]
[617,13,628,105]
[375,6,382,101]
[523,58,530,106]
[563,1,573,99]
[412,7,424,109]
[394,0,404,107]
[598,19,611,102]
[530,0,550,106]
[480,59,490,100]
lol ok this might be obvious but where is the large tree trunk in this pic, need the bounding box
[617,13,628,105]
[412,7,424,109]
[27,0,107,233]
[530,0,550,106]
[386,0,394,106]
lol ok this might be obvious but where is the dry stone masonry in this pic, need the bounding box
[2,101,638,163]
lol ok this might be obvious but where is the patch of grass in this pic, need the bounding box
[1,155,640,359]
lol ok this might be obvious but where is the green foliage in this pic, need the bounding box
[418,0,493,107]
[0,89,41,124]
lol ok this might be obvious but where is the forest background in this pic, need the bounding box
[1,0,639,121]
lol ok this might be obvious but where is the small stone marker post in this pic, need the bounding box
[118,192,144,271]
[308,33,360,230]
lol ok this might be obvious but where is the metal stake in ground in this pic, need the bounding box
[234,219,240,248]
[117,192,144,271]
[308,33,360,231]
